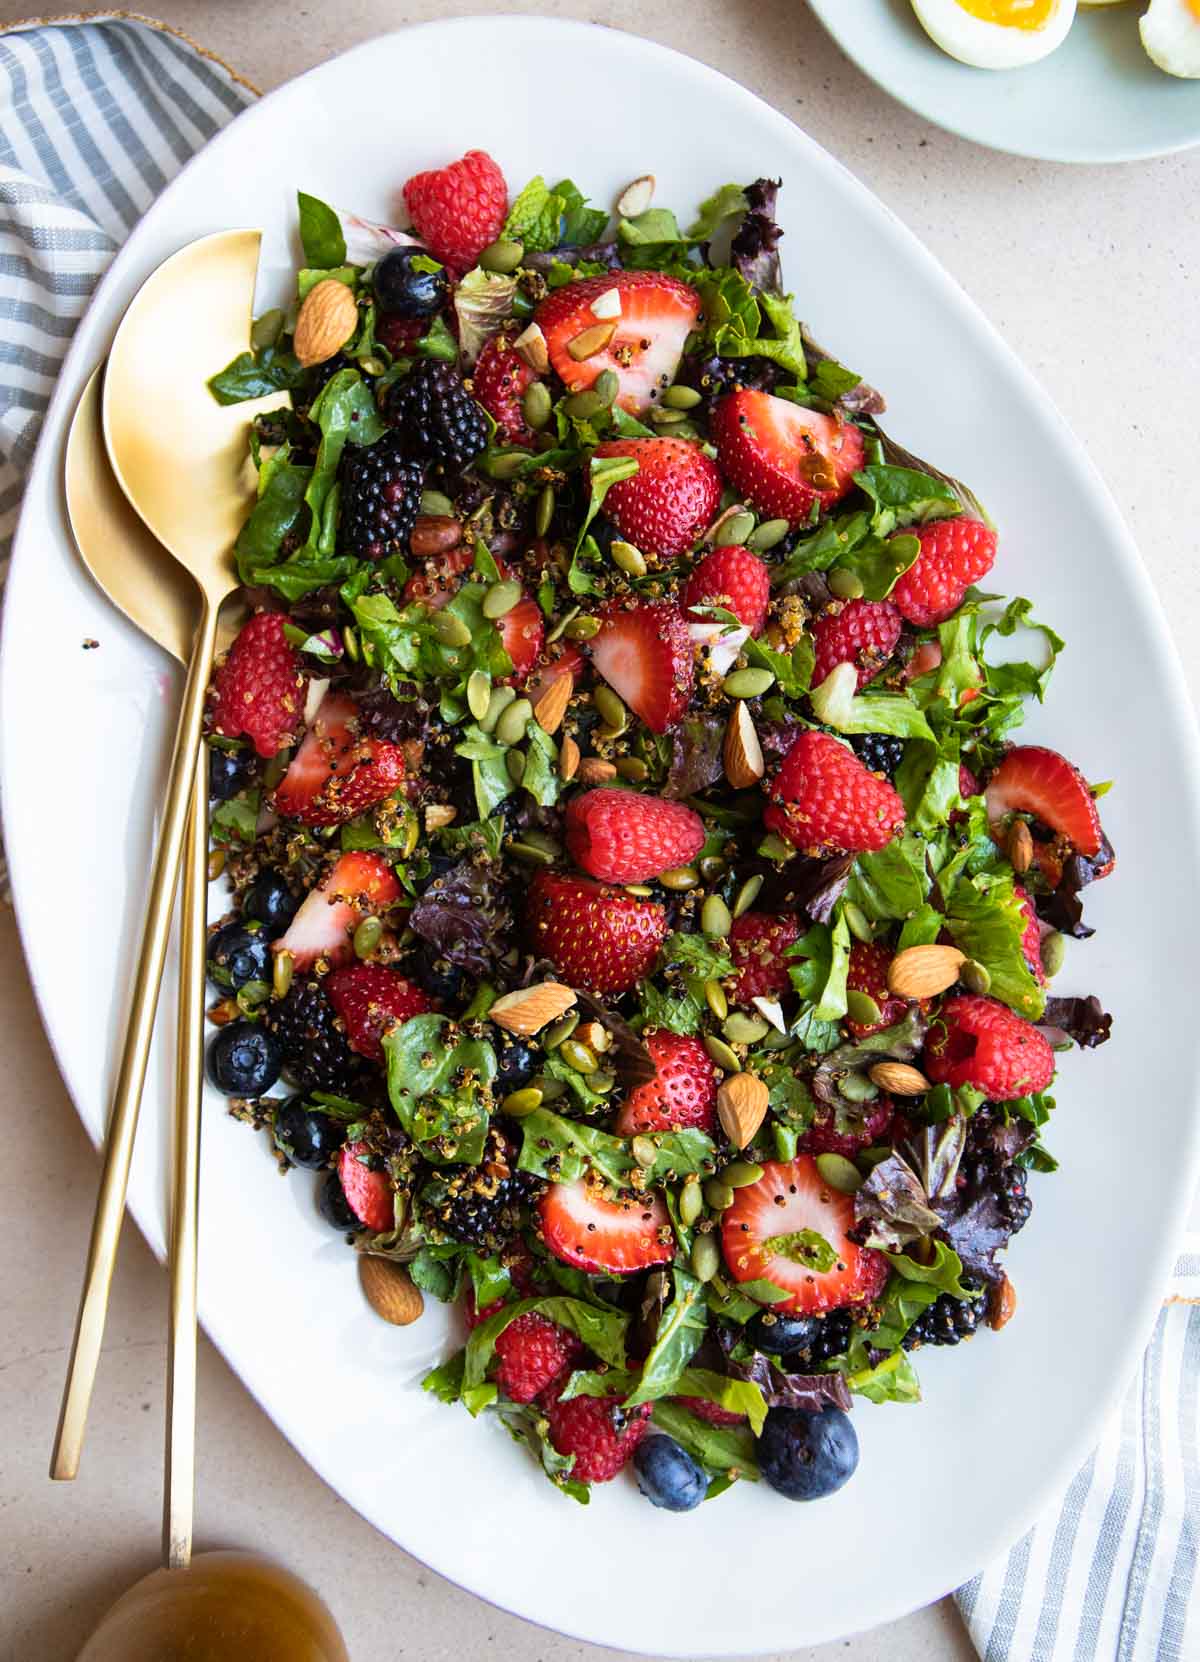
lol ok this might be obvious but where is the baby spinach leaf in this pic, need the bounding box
[516,1107,714,1187]
[208,342,306,405]
[883,1240,970,1298]
[297,189,347,269]
[234,445,311,574]
[843,1349,921,1404]
[490,1397,591,1503]
[649,1400,760,1480]
[209,789,259,845]
[845,839,928,923]
[464,1296,629,1387]
[625,1269,708,1406]
[383,1014,497,1165]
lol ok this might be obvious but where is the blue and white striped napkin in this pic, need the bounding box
[0,16,1194,1659]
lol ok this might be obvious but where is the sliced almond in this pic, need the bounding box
[1008,819,1034,875]
[559,733,581,782]
[575,1020,610,1054]
[490,981,577,1036]
[534,672,572,735]
[588,286,623,321]
[987,1274,1017,1331]
[724,701,765,789]
[359,1256,424,1326]
[868,1061,931,1097]
[886,944,966,1000]
[616,175,655,219]
[578,756,617,785]
[716,1072,769,1149]
[751,996,786,1034]
[512,320,550,375]
[424,803,457,832]
[293,278,358,367]
[566,320,617,362]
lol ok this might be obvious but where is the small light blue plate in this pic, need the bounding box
[808,0,1200,163]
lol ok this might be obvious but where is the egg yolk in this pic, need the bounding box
[954,0,1057,27]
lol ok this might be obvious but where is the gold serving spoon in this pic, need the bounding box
[52,230,274,1486]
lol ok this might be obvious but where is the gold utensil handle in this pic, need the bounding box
[164,760,207,1568]
[51,599,218,1482]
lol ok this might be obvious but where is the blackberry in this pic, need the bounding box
[902,1287,988,1349]
[337,432,424,561]
[777,1307,854,1368]
[265,979,360,1094]
[961,1107,1035,1235]
[384,360,488,471]
[423,1126,538,1252]
[676,350,778,412]
[850,732,905,781]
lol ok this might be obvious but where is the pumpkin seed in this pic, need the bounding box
[615,756,648,781]
[398,807,421,859]
[236,979,270,1015]
[531,1073,565,1102]
[843,901,873,944]
[661,383,702,410]
[838,1071,879,1104]
[594,368,620,407]
[701,894,732,938]
[342,625,360,662]
[353,916,383,960]
[699,856,726,882]
[649,404,687,426]
[508,839,555,865]
[704,1180,735,1212]
[466,669,492,721]
[506,749,526,783]
[715,511,755,548]
[563,388,608,422]
[272,949,294,1000]
[521,380,552,431]
[546,605,580,644]
[559,1039,598,1075]
[723,1160,764,1189]
[660,865,699,891]
[483,579,522,620]
[1041,930,1066,980]
[502,1086,544,1117]
[722,667,775,699]
[961,959,992,996]
[420,489,455,517]
[495,697,533,746]
[829,567,865,601]
[679,1176,704,1227]
[593,686,627,733]
[632,1136,657,1170]
[704,978,729,1021]
[589,1069,616,1095]
[433,610,473,647]
[358,356,386,378]
[479,238,524,273]
[479,449,533,480]
[759,832,794,862]
[207,848,226,881]
[846,988,882,1027]
[733,874,763,917]
[535,483,555,538]
[611,539,646,577]
[704,1034,741,1073]
[480,684,516,732]
[564,614,601,641]
[815,1152,863,1194]
[723,1012,769,1045]
[624,884,655,897]
[543,1012,580,1051]
[747,518,790,552]
[690,1233,721,1282]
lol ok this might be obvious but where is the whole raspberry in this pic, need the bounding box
[844,940,911,1036]
[925,994,1055,1098]
[682,545,771,635]
[889,518,997,627]
[324,962,434,1061]
[402,149,508,273]
[811,598,902,689]
[493,1313,582,1405]
[338,431,424,561]
[472,330,537,445]
[565,789,705,884]
[765,731,905,854]
[542,1387,653,1484]
[729,912,801,1004]
[210,613,307,759]
[798,1096,897,1159]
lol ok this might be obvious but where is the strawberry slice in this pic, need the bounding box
[403,542,475,608]
[591,599,694,733]
[986,745,1104,860]
[498,592,545,684]
[711,389,864,526]
[274,691,406,827]
[538,1178,673,1275]
[721,1156,888,1315]
[272,851,401,972]
[534,271,701,414]
[338,1142,395,1232]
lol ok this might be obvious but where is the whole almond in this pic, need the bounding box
[886,944,965,1000]
[868,1061,931,1096]
[578,757,617,785]
[724,701,765,789]
[716,1072,769,1149]
[987,1273,1017,1331]
[490,981,577,1036]
[513,320,550,375]
[293,278,358,368]
[1008,819,1034,875]
[559,733,581,782]
[359,1256,424,1326]
[534,673,572,735]
[410,515,462,558]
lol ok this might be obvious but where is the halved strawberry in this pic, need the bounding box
[472,329,537,445]
[1013,883,1047,986]
[498,592,545,684]
[591,599,694,733]
[324,962,434,1060]
[986,745,1104,861]
[613,1029,716,1136]
[721,1157,888,1314]
[711,389,864,526]
[403,542,475,607]
[339,1142,395,1232]
[534,271,701,415]
[526,871,667,996]
[272,851,401,972]
[525,641,586,708]
[591,438,722,558]
[538,1178,673,1275]
[274,691,406,826]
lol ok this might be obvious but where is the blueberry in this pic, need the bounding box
[633,1435,707,1513]
[205,1021,282,1096]
[747,1311,823,1357]
[208,745,257,802]
[416,953,466,1003]
[206,920,270,992]
[494,1031,536,1095]
[757,1405,859,1502]
[373,248,448,321]
[273,1099,345,1169]
[318,1169,360,1233]
[241,870,299,934]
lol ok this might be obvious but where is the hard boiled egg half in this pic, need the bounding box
[1140,0,1200,77]
[911,0,1077,68]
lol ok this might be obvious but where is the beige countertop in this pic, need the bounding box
[0,4,1196,1660]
